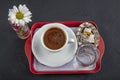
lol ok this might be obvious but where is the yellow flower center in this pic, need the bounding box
[16,12,24,19]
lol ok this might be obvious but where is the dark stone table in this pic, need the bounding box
[0,0,120,80]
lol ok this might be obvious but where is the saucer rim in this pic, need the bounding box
[32,24,78,67]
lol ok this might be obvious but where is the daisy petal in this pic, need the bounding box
[24,11,32,17]
[13,6,18,13]
[19,20,25,26]
[11,8,17,14]
[9,9,12,13]
[9,9,16,15]
[29,19,32,22]
[19,4,23,12]
[24,17,32,23]
[21,7,28,14]
[10,15,16,20]
[24,15,32,19]
[8,17,12,21]
[8,11,15,17]
[15,19,19,24]
[10,18,16,24]
[23,4,29,11]
[23,17,29,23]
[11,20,15,24]
[8,14,16,23]
[25,15,32,19]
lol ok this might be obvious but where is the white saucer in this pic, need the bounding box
[32,25,78,67]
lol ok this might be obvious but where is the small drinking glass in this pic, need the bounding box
[76,44,99,66]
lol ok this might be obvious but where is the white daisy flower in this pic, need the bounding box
[8,4,32,26]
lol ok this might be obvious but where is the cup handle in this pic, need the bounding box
[68,38,74,44]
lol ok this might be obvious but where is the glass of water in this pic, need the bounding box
[76,44,99,66]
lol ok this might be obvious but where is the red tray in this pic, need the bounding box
[25,22,105,74]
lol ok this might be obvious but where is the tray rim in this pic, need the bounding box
[24,21,105,74]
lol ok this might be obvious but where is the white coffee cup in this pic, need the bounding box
[41,23,74,52]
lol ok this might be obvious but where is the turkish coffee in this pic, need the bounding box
[43,27,66,50]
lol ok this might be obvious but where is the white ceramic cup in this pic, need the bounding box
[41,23,74,52]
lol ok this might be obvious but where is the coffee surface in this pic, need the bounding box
[43,27,66,50]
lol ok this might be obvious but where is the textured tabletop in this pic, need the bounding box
[0,0,120,80]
